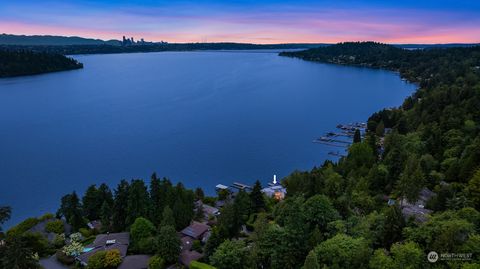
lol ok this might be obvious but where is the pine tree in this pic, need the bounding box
[0,206,11,233]
[126,180,150,227]
[195,187,205,201]
[100,200,112,231]
[383,205,405,248]
[69,192,85,231]
[82,185,100,220]
[98,183,114,207]
[160,206,175,228]
[353,129,362,143]
[250,180,265,213]
[303,250,320,269]
[156,225,181,264]
[112,180,130,232]
[396,156,424,204]
[150,174,163,226]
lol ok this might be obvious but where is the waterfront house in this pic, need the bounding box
[77,232,130,266]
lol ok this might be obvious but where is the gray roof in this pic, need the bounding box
[92,232,130,247]
[180,222,210,240]
[202,204,219,216]
[118,255,151,269]
[181,236,193,251]
[77,232,130,265]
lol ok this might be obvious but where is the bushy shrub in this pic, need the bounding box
[135,237,156,254]
[131,217,156,241]
[104,249,122,268]
[46,220,64,234]
[62,240,83,257]
[69,232,82,242]
[82,235,97,246]
[56,249,75,265]
[53,233,66,248]
[148,255,165,269]
[79,227,93,237]
[88,250,106,269]
[85,249,122,269]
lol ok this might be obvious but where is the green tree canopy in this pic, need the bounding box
[312,234,371,269]
[210,240,247,269]
[156,225,181,264]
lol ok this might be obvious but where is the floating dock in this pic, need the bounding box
[231,182,253,191]
[313,122,366,148]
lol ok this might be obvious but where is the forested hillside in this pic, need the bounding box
[0,49,83,77]
[274,42,480,268]
[1,42,480,269]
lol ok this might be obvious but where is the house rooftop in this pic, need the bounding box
[202,204,220,216]
[215,184,229,190]
[181,236,193,251]
[118,255,151,269]
[77,232,130,266]
[180,222,210,240]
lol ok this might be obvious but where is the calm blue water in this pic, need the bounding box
[0,51,415,227]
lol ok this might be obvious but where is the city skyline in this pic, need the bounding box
[1,0,480,44]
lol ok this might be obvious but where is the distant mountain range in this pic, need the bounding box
[1,34,478,49]
[0,34,121,46]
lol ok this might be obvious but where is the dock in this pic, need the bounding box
[313,122,366,149]
[231,182,253,191]
[328,151,347,157]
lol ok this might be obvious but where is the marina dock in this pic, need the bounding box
[313,121,366,150]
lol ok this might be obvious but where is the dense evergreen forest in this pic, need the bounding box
[0,43,323,56]
[1,42,480,268]
[0,49,83,78]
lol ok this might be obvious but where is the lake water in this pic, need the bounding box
[0,51,415,227]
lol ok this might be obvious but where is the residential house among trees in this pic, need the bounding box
[77,232,130,266]
[179,222,211,266]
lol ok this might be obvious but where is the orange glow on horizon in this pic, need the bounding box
[2,14,480,45]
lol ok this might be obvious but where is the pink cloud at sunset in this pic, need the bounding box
[0,1,479,44]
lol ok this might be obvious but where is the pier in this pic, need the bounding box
[313,121,366,150]
[231,182,253,191]
[328,151,347,157]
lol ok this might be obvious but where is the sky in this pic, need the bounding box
[1,0,479,44]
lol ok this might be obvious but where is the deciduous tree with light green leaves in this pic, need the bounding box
[210,239,247,269]
[312,234,371,269]
[302,194,339,230]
